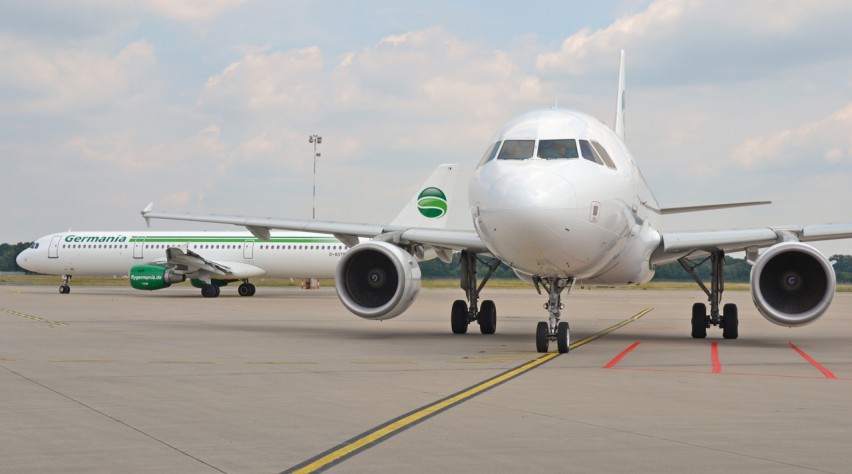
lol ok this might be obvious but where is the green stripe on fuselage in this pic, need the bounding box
[128,236,340,243]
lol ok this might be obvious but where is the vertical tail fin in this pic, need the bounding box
[614,49,626,141]
[390,164,473,230]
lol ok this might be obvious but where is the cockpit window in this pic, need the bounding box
[497,140,535,160]
[477,141,502,167]
[591,141,617,169]
[579,140,603,165]
[537,139,579,159]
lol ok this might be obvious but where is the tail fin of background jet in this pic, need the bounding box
[390,164,474,230]
[614,49,626,141]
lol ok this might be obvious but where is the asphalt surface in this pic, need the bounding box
[1,283,850,473]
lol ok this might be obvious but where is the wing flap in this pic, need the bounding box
[165,248,265,278]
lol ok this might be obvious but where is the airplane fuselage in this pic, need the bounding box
[17,231,345,279]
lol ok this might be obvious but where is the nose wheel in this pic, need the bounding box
[58,275,71,294]
[534,277,573,353]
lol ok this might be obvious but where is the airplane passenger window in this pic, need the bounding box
[591,141,617,169]
[537,139,579,159]
[497,140,535,160]
[477,141,502,167]
[579,140,603,165]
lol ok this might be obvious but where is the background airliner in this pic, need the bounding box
[142,51,852,352]
[16,230,345,297]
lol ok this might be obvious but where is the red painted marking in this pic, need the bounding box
[788,341,837,379]
[711,342,721,373]
[610,367,852,381]
[603,342,640,369]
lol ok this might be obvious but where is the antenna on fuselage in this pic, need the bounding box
[614,49,626,141]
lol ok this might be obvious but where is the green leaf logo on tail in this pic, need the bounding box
[417,187,448,219]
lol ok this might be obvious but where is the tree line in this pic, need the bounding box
[2,241,851,283]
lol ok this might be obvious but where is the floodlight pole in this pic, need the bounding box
[308,134,322,219]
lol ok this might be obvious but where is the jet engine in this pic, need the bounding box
[335,241,421,320]
[129,265,186,290]
[750,242,836,327]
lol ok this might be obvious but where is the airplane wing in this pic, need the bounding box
[652,223,852,264]
[142,209,489,254]
[141,164,490,256]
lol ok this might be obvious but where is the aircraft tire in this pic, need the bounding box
[451,300,468,334]
[238,284,252,297]
[59,285,70,294]
[536,321,549,353]
[722,303,739,340]
[479,300,496,335]
[691,303,707,339]
[247,284,256,296]
[557,321,570,353]
[201,284,217,298]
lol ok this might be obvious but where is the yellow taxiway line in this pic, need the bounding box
[285,307,652,474]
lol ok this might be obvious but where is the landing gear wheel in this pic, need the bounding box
[691,303,707,338]
[247,284,256,296]
[536,321,549,353]
[201,284,218,298]
[451,300,468,334]
[238,283,253,297]
[557,321,570,353]
[59,285,70,294]
[722,303,739,340]
[478,300,496,335]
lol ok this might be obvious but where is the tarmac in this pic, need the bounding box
[1,283,851,473]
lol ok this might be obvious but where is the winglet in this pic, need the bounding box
[142,202,154,227]
[614,49,626,141]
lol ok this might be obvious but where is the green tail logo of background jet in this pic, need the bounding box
[417,187,448,218]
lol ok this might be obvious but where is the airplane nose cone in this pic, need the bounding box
[16,250,27,269]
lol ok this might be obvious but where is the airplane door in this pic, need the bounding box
[133,238,145,259]
[48,235,61,258]
[243,240,254,259]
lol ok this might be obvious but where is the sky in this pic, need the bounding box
[2,0,851,255]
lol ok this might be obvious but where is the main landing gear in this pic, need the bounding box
[200,280,256,298]
[679,250,738,340]
[534,277,574,353]
[58,274,71,294]
[450,251,501,335]
[201,284,220,298]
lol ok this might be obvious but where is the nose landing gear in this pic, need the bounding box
[534,277,574,353]
[58,274,71,294]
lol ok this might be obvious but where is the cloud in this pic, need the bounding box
[536,0,852,84]
[732,102,852,168]
[0,37,156,115]
[197,46,325,113]
[140,0,251,23]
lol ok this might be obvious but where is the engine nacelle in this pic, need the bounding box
[129,265,186,291]
[335,241,421,320]
[750,242,836,327]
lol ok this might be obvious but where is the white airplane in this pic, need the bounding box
[16,230,347,297]
[141,51,852,352]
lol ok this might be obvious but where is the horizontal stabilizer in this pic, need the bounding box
[660,201,771,215]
